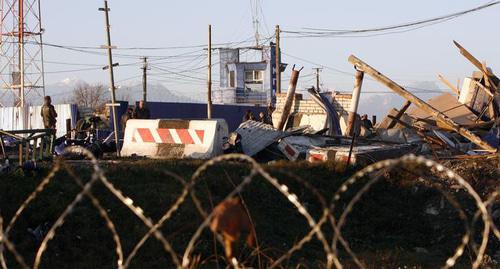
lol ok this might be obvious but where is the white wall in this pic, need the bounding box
[0,104,77,137]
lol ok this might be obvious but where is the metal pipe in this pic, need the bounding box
[19,0,25,108]
[346,70,364,136]
[38,0,46,97]
[346,132,356,167]
[277,66,301,131]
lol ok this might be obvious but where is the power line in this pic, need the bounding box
[282,51,354,76]
[38,37,262,52]
[281,1,500,38]
[43,60,103,67]
[149,66,211,82]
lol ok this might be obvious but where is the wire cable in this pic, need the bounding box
[282,1,500,38]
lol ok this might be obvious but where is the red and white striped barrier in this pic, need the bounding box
[121,119,228,159]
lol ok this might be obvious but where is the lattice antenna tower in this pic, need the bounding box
[250,0,260,48]
[0,0,45,107]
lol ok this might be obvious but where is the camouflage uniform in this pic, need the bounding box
[41,104,57,129]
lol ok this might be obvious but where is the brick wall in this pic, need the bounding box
[275,92,351,115]
[333,93,352,114]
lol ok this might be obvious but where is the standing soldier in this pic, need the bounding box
[41,96,57,129]
[121,107,133,131]
[132,100,151,119]
[266,103,274,125]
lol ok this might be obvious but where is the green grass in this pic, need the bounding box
[0,156,498,268]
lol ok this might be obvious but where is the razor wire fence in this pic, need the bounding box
[0,147,498,269]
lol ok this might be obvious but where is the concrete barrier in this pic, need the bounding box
[121,119,228,159]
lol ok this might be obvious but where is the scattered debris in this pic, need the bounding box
[227,41,498,165]
[235,120,284,157]
[210,197,255,260]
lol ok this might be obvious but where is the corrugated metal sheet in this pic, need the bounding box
[0,104,77,137]
[235,120,283,156]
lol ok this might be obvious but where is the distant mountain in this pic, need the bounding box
[358,81,446,118]
[44,78,86,104]
[114,82,201,104]
[43,78,201,105]
[358,94,406,119]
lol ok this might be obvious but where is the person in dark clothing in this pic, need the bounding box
[242,110,255,122]
[133,100,151,119]
[361,114,373,129]
[121,107,133,131]
[41,96,57,129]
[258,112,272,125]
[258,112,266,123]
[266,104,274,125]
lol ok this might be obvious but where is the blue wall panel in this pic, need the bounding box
[145,102,266,131]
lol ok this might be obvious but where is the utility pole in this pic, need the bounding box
[275,25,281,94]
[142,57,148,102]
[313,67,322,91]
[207,24,212,119]
[100,0,120,156]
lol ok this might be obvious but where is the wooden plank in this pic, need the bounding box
[471,79,494,97]
[437,74,460,95]
[453,40,500,87]
[348,55,497,152]
[387,115,446,147]
[387,100,412,129]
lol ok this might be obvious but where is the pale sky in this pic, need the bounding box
[38,0,500,104]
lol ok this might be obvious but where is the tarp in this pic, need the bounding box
[0,104,77,138]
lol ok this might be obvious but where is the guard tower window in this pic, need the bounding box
[245,70,263,84]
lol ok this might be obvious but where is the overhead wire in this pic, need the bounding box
[281,0,500,38]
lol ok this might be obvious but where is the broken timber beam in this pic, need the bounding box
[387,115,446,147]
[437,74,460,95]
[387,100,412,129]
[348,55,497,152]
[453,40,500,89]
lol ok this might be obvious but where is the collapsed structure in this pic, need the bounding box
[230,41,498,165]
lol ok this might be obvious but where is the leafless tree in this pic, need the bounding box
[71,82,108,112]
